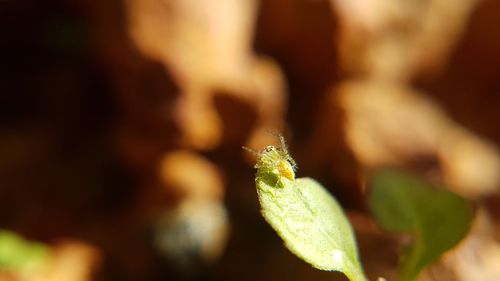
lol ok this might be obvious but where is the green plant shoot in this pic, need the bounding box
[0,230,50,274]
[369,169,473,281]
[246,136,367,281]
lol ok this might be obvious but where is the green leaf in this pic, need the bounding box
[251,140,367,281]
[369,169,473,281]
[0,230,50,273]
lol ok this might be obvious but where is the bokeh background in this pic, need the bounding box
[1,0,500,280]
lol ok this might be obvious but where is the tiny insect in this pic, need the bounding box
[243,135,297,188]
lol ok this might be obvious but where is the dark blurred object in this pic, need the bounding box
[154,200,228,275]
[153,150,229,275]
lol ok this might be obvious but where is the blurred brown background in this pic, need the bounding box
[1,0,500,280]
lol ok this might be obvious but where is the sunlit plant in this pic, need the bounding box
[245,136,472,281]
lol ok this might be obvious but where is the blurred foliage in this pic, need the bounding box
[0,230,49,275]
[369,169,473,281]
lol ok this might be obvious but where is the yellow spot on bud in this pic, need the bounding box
[278,160,295,180]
